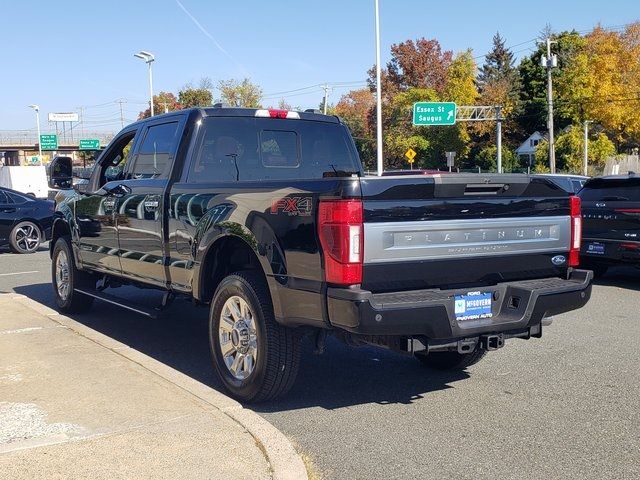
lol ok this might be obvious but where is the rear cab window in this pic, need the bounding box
[188,117,360,182]
[579,180,640,202]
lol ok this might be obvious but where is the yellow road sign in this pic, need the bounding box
[405,148,416,161]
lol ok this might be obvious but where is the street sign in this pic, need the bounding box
[405,148,416,163]
[413,102,457,126]
[40,134,58,150]
[48,112,79,122]
[445,151,456,169]
[79,139,100,150]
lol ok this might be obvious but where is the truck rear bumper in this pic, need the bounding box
[327,269,592,338]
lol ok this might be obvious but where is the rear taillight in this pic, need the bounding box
[318,199,363,285]
[569,196,582,267]
[615,208,640,214]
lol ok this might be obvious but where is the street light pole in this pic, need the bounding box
[374,0,383,176]
[134,51,155,116]
[542,38,558,173]
[496,105,503,173]
[583,120,592,176]
[28,104,42,164]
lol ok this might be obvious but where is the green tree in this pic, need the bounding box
[533,139,552,172]
[218,78,262,107]
[179,78,213,108]
[518,30,588,136]
[478,32,520,91]
[335,89,376,169]
[137,91,181,119]
[556,126,615,173]
[475,145,520,173]
[475,33,522,148]
[444,50,478,105]
[367,37,453,100]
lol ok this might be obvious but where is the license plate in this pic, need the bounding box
[454,292,493,322]
[586,242,605,255]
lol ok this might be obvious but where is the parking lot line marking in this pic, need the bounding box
[0,271,39,277]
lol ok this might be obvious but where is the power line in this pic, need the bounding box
[472,22,638,64]
[262,81,367,98]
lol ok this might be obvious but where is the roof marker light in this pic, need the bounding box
[255,109,300,119]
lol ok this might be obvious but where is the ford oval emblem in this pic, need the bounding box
[552,255,566,266]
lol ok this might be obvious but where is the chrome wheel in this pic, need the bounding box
[15,223,40,253]
[218,296,258,380]
[55,249,71,301]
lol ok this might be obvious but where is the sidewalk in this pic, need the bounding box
[0,294,306,480]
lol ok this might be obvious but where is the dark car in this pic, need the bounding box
[0,187,54,253]
[579,173,640,276]
[534,174,589,194]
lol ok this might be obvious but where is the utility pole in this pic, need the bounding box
[117,99,126,129]
[583,120,592,176]
[78,106,85,138]
[496,105,503,173]
[321,84,331,115]
[542,38,558,173]
[374,0,383,176]
[161,101,169,114]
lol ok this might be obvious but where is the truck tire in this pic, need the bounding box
[415,348,487,371]
[209,271,300,403]
[51,236,95,313]
[9,221,42,254]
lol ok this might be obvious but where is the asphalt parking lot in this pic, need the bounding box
[1,248,638,479]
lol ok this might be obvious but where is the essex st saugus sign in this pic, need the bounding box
[413,102,457,126]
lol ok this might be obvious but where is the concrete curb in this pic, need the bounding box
[8,293,308,480]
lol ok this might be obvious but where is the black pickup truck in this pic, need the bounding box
[579,173,640,276]
[49,107,592,402]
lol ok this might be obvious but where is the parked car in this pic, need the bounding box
[49,107,592,402]
[579,173,640,276]
[0,186,54,253]
[533,174,589,193]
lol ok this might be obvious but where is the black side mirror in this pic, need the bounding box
[48,156,73,189]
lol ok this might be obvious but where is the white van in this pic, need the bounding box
[0,165,49,198]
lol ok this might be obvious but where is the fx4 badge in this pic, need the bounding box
[271,197,313,216]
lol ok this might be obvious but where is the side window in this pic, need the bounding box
[98,132,137,187]
[8,192,27,204]
[132,122,179,179]
[0,191,9,204]
[189,117,258,183]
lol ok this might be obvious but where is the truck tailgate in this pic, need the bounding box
[359,174,574,292]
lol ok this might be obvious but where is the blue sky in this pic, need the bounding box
[2,0,636,131]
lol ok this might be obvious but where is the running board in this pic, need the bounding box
[75,289,160,319]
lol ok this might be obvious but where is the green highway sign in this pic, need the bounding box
[413,102,457,126]
[79,139,100,150]
[40,134,58,150]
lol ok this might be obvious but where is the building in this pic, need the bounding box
[516,131,546,166]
